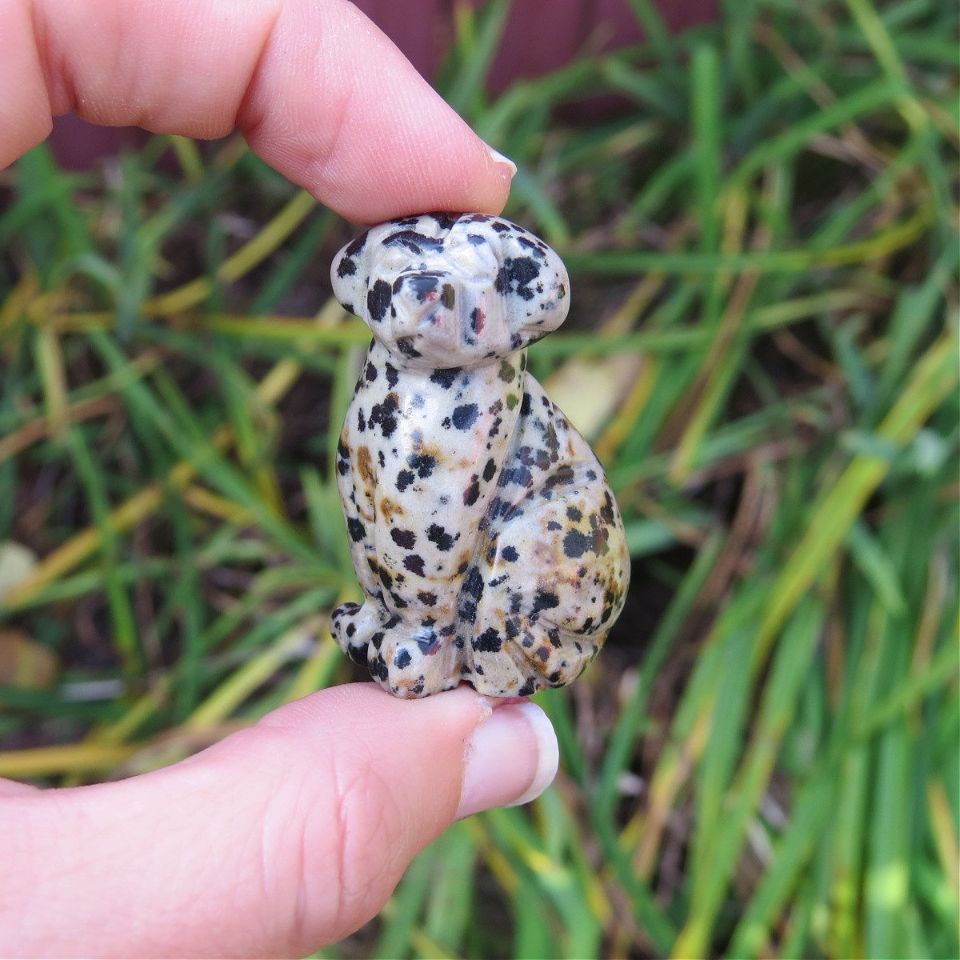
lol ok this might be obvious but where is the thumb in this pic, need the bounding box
[0,684,558,958]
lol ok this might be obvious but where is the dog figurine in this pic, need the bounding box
[329,212,630,698]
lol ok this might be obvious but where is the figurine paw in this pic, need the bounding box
[466,616,603,697]
[332,601,463,698]
[331,601,382,667]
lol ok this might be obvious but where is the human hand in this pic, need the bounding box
[1,687,557,956]
[0,0,516,221]
[0,2,558,956]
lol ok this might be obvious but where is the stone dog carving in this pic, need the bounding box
[329,212,629,698]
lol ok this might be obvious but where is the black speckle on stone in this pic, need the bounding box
[396,469,415,492]
[532,590,560,614]
[488,496,523,524]
[430,212,459,230]
[385,363,400,388]
[566,506,583,522]
[347,517,366,542]
[407,453,436,478]
[452,404,479,430]
[418,590,438,606]
[501,545,519,562]
[336,441,351,476]
[369,392,399,438]
[517,235,547,258]
[462,566,484,601]
[390,528,416,549]
[520,393,532,415]
[367,279,392,322]
[344,231,368,258]
[463,477,481,506]
[404,554,426,576]
[336,256,357,278]
[383,229,443,255]
[545,464,576,489]
[427,524,455,551]
[430,367,461,389]
[494,256,541,301]
[365,362,378,382]
[473,628,502,653]
[394,649,412,669]
[500,465,533,488]
[482,458,497,482]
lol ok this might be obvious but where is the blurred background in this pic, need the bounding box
[1,1,957,957]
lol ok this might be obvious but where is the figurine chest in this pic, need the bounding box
[343,341,524,500]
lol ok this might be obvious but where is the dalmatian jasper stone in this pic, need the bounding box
[329,212,630,698]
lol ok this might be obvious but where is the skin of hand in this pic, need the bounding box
[0,1,558,956]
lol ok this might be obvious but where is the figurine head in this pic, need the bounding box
[331,213,570,368]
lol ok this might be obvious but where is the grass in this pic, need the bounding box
[1,0,957,956]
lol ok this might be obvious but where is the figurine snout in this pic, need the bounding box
[394,271,455,302]
[392,271,458,333]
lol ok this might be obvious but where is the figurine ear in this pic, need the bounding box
[330,230,371,318]
[496,235,570,342]
[528,252,569,332]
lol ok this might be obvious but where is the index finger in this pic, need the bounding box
[0,0,514,222]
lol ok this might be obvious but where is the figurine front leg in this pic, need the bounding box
[332,342,523,695]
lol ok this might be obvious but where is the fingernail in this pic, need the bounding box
[487,145,518,178]
[457,701,558,819]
